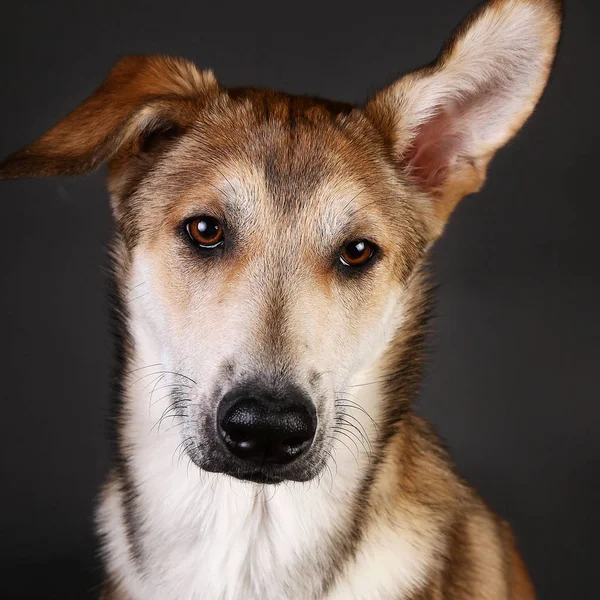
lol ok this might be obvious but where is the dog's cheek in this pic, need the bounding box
[332,278,403,382]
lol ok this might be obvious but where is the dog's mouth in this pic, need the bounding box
[189,443,327,485]
[200,460,289,485]
[234,471,286,485]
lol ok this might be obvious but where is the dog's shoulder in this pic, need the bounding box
[383,414,535,599]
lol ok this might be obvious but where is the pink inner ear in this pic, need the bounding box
[405,106,467,193]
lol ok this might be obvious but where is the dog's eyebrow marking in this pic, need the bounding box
[213,165,237,198]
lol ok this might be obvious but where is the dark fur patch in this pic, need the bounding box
[440,512,475,598]
[104,240,146,572]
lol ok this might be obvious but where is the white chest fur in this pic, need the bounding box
[98,378,435,600]
[100,425,355,600]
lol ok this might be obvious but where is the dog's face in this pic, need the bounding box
[122,94,429,482]
[0,0,562,483]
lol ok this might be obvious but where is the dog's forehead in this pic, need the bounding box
[170,89,397,224]
[135,88,426,266]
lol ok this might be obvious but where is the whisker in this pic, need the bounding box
[158,371,197,385]
[150,383,194,393]
[126,292,149,303]
[150,391,172,410]
[324,463,335,494]
[172,436,195,468]
[126,363,162,376]
[334,398,379,432]
[131,371,170,385]
[346,375,392,389]
[336,412,372,449]
[150,399,190,434]
[336,417,372,454]
[150,389,191,410]
[125,281,147,294]
[163,417,189,434]
[330,434,359,464]
[148,374,165,416]
[321,447,338,492]
[131,369,197,387]
[143,373,165,393]
[322,447,338,478]
[178,440,195,468]
[332,426,361,457]
[151,413,180,433]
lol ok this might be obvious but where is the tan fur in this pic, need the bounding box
[0,1,562,598]
[510,547,536,599]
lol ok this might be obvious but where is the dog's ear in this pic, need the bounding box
[365,0,563,238]
[0,55,217,179]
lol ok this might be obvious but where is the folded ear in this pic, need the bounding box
[0,55,217,179]
[365,0,563,238]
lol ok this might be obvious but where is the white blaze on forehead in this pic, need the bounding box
[318,183,369,240]
[311,178,392,251]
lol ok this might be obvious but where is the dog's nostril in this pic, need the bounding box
[218,388,317,466]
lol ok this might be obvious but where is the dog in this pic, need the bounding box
[0,0,562,597]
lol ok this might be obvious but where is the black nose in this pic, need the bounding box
[217,384,317,466]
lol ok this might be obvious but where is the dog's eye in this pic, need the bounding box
[340,240,377,268]
[186,216,224,248]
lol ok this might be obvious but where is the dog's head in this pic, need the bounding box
[1,0,562,484]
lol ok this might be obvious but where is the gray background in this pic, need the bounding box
[0,0,598,598]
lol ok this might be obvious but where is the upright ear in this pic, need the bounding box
[365,0,563,238]
[0,55,217,179]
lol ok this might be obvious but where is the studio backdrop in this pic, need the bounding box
[0,0,598,598]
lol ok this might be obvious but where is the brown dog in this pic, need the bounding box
[1,1,562,598]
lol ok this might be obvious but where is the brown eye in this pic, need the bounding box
[186,216,224,248]
[340,240,376,268]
